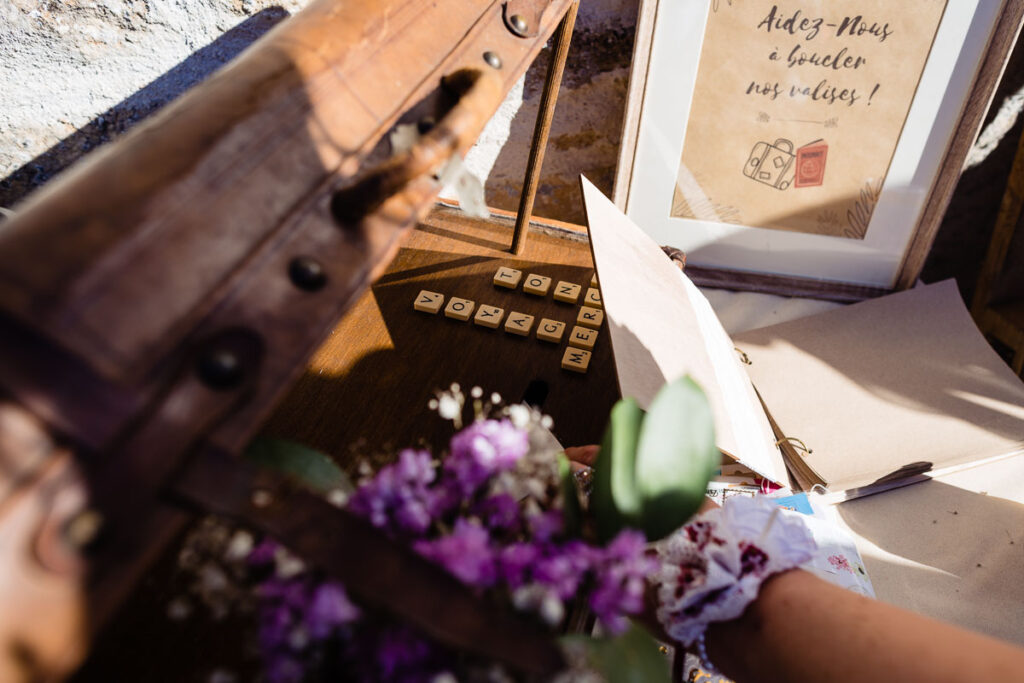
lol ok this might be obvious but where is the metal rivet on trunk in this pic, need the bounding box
[508,14,529,36]
[288,256,327,291]
[483,51,502,69]
[197,348,244,390]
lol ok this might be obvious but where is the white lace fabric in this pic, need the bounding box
[653,496,817,647]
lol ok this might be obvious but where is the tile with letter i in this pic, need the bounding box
[536,318,566,344]
[523,273,552,296]
[474,304,504,329]
[577,306,604,329]
[444,296,475,321]
[561,347,592,373]
[504,311,535,336]
[493,266,522,289]
[414,290,444,314]
[568,325,597,350]
[584,287,602,309]
[553,281,582,304]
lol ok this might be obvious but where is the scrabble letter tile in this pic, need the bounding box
[493,266,522,289]
[523,273,552,296]
[474,304,504,329]
[536,318,566,343]
[577,306,604,329]
[561,347,592,373]
[504,311,535,336]
[414,290,444,314]
[590,272,599,287]
[584,287,602,309]
[568,325,598,350]
[553,281,582,304]
[444,296,475,321]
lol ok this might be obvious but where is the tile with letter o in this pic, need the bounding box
[561,347,592,373]
[474,304,504,329]
[568,325,597,350]
[493,266,522,289]
[577,306,604,329]
[536,318,566,343]
[414,290,444,314]
[523,273,552,296]
[584,287,602,309]
[504,311,535,336]
[444,296,475,321]
[553,281,582,304]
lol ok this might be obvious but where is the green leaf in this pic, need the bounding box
[244,437,353,495]
[592,397,645,543]
[561,624,671,683]
[558,453,583,538]
[634,376,718,541]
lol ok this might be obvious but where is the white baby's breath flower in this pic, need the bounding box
[471,386,483,399]
[437,394,461,420]
[507,403,531,429]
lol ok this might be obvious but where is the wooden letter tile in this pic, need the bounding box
[584,287,602,308]
[493,266,523,289]
[444,296,475,321]
[504,311,535,336]
[561,347,592,373]
[553,281,582,304]
[474,304,504,328]
[568,325,598,350]
[523,273,552,296]
[577,306,604,329]
[590,272,599,287]
[414,290,444,314]
[536,318,566,343]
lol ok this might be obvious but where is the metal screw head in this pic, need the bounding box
[197,348,244,390]
[483,51,502,69]
[509,13,529,36]
[288,256,327,291]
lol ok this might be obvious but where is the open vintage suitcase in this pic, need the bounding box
[0,0,621,678]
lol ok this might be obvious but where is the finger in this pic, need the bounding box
[562,444,599,467]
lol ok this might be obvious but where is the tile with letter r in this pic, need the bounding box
[553,281,582,304]
[444,296,475,321]
[474,304,504,329]
[584,287,602,309]
[561,347,592,373]
[568,325,597,350]
[414,290,444,314]
[523,273,552,296]
[493,266,522,289]
[504,311,535,336]
[536,318,566,343]
[577,306,604,329]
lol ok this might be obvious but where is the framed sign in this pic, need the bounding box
[614,0,1023,299]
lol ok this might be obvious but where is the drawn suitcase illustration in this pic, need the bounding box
[744,137,795,190]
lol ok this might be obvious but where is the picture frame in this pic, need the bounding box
[613,0,1024,300]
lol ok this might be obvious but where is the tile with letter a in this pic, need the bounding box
[523,273,552,296]
[568,325,597,350]
[444,296,475,321]
[553,281,582,304]
[504,311,535,336]
[536,318,566,343]
[474,304,504,329]
[561,347,592,373]
[584,287,602,309]
[493,266,522,289]
[577,306,604,329]
[414,290,444,314]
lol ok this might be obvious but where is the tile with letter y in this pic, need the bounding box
[474,304,504,329]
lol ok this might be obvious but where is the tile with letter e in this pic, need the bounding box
[504,311,535,336]
[568,325,597,350]
[414,290,444,314]
[523,273,552,296]
[553,281,582,304]
[474,304,504,329]
[493,266,522,289]
[536,318,566,343]
[561,347,592,373]
[577,306,604,329]
[584,287,602,308]
[444,296,475,321]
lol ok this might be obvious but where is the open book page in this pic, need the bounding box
[733,280,1024,496]
[579,176,786,484]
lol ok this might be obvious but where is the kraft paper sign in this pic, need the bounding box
[673,1,947,239]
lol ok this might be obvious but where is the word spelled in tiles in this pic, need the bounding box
[568,325,598,350]
[577,306,604,329]
[536,319,566,344]
[445,297,475,321]
[493,266,523,289]
[474,304,504,329]
[584,287,602,309]
[414,290,445,314]
[505,312,535,336]
[553,281,582,304]
[561,347,592,373]
[523,273,552,296]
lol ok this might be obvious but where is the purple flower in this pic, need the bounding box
[533,540,592,600]
[249,538,279,567]
[265,653,304,683]
[528,509,565,542]
[306,581,360,638]
[474,493,522,532]
[588,530,658,634]
[443,419,529,498]
[348,449,439,537]
[413,518,496,587]
[259,604,295,652]
[498,542,541,588]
